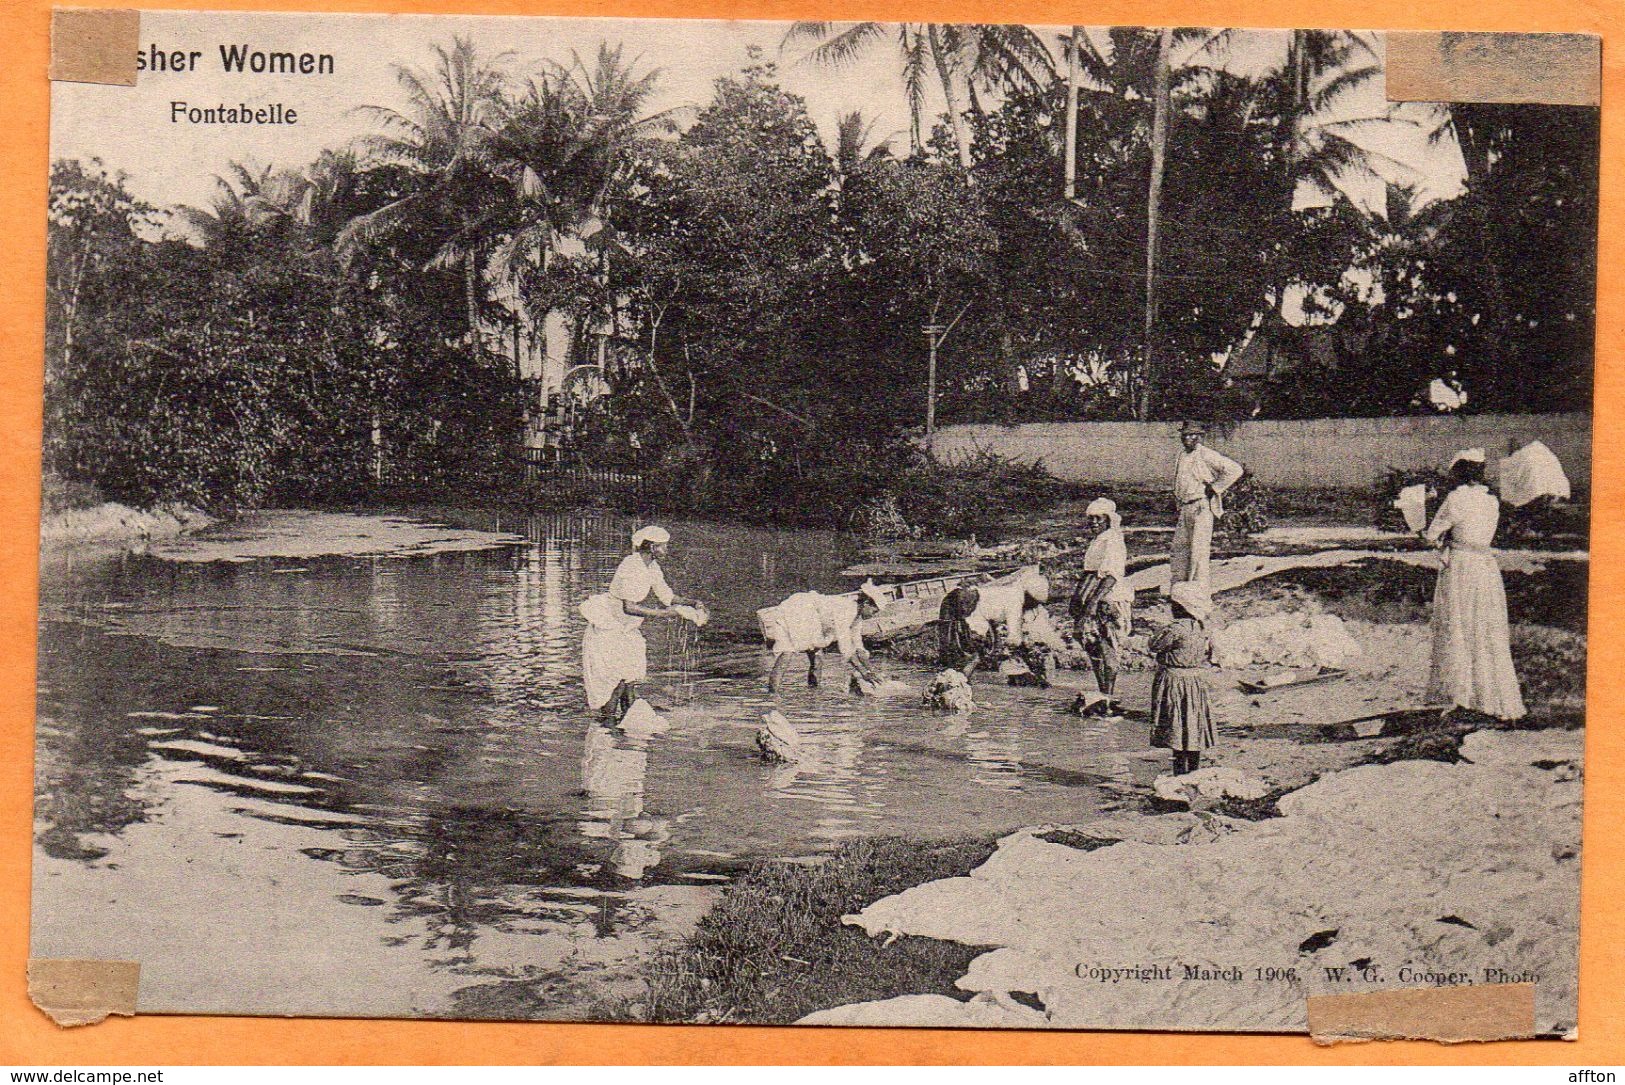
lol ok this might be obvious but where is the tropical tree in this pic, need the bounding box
[615,59,839,480]
[340,36,513,372]
[485,45,678,382]
[46,159,153,386]
[177,161,303,248]
[1089,28,1391,416]
[782,22,1052,170]
[829,109,893,181]
[1059,27,1224,417]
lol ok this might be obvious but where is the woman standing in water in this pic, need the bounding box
[1071,497,1134,714]
[1422,450,1527,720]
[580,526,706,720]
[1149,581,1217,775]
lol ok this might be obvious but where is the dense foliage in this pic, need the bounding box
[45,32,1597,518]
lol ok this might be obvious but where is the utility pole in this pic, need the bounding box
[924,322,945,441]
[1064,26,1081,201]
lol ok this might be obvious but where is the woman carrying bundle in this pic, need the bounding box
[1420,450,1526,721]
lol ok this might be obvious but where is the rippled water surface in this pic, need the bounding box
[32,509,1148,1018]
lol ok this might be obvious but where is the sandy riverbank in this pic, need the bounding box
[40,502,214,547]
[806,726,1581,1036]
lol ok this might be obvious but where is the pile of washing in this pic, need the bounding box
[805,728,1582,1035]
[1212,611,1363,670]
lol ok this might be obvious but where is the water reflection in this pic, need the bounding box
[34,508,1144,1017]
[580,724,668,880]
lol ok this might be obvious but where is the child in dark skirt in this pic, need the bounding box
[1150,581,1217,775]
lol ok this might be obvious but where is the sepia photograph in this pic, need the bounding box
[35,12,1594,1036]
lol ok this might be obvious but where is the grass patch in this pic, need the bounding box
[1034,829,1120,850]
[1210,788,1289,821]
[1511,625,1588,708]
[626,835,997,1024]
[1220,558,1587,635]
[1358,726,1470,766]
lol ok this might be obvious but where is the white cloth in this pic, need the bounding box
[1082,526,1133,605]
[1394,484,1429,533]
[671,604,708,627]
[1498,441,1571,508]
[580,554,675,711]
[1429,378,1467,411]
[1021,605,1070,653]
[765,591,864,658]
[1173,443,1244,508]
[1423,485,1526,719]
[631,525,670,548]
[966,582,1033,645]
[1168,580,1213,623]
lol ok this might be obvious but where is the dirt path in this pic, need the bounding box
[1127,546,1586,596]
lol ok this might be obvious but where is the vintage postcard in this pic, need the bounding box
[34,11,1594,1037]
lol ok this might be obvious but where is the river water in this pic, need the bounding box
[31,509,1151,1020]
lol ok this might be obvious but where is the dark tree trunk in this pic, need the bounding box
[1139,28,1173,421]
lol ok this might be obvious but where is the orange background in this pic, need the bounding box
[0,0,1619,1066]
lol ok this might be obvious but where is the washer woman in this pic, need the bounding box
[580,526,704,719]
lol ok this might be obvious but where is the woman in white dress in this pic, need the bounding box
[580,526,705,719]
[763,581,885,693]
[1421,450,1527,720]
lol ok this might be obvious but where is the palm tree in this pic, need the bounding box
[1272,31,1390,208]
[782,22,1053,171]
[484,45,677,390]
[1141,28,1174,420]
[179,161,304,246]
[1068,28,1226,418]
[1088,28,1388,416]
[339,37,512,372]
[488,46,675,280]
[829,109,893,180]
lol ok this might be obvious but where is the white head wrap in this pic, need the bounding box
[858,579,888,609]
[1085,497,1122,529]
[1168,581,1213,622]
[631,525,671,549]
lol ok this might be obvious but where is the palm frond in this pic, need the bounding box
[786,22,890,69]
[968,24,1057,92]
[333,192,424,257]
[782,21,836,46]
[1308,62,1381,115]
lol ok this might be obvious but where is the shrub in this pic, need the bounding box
[1215,471,1270,543]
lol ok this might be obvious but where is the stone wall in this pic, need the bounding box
[928,413,1592,490]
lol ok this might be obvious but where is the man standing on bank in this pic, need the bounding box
[1171,421,1244,592]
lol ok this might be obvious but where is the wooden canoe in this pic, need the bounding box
[1237,667,1348,694]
